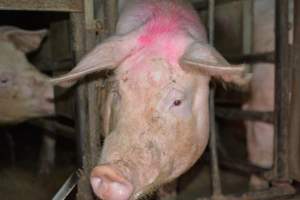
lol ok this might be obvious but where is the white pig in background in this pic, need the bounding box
[52,0,245,199]
[0,26,54,124]
[243,0,293,189]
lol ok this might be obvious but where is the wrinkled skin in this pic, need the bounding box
[0,26,54,124]
[52,0,245,199]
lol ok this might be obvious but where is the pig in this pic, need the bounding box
[243,0,292,189]
[0,26,54,124]
[0,26,56,174]
[52,0,245,199]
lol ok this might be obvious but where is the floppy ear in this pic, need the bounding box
[180,42,247,85]
[0,26,47,53]
[50,30,140,87]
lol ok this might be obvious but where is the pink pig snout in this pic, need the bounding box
[91,165,133,200]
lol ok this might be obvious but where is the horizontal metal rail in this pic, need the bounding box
[0,0,83,12]
[226,52,274,64]
[215,107,274,124]
[193,0,240,11]
[197,183,296,200]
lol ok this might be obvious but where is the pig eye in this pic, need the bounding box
[0,77,10,87]
[173,99,182,106]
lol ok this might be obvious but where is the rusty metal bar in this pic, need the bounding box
[69,12,86,169]
[0,0,83,12]
[69,11,95,200]
[273,0,291,181]
[289,0,300,182]
[75,0,119,199]
[215,107,274,124]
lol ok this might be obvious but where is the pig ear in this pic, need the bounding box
[50,33,139,87]
[1,26,47,53]
[180,42,246,85]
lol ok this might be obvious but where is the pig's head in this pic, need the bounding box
[52,25,244,200]
[0,26,54,124]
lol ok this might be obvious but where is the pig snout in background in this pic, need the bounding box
[52,0,245,199]
[242,0,293,190]
[0,26,54,124]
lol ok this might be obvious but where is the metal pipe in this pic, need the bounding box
[209,89,223,198]
[226,52,274,64]
[215,107,274,124]
[0,0,83,12]
[274,0,291,181]
[208,0,223,198]
[289,0,300,181]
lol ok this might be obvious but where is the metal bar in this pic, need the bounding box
[69,11,95,200]
[226,52,274,64]
[85,0,101,169]
[209,90,223,198]
[193,0,240,11]
[242,0,253,55]
[0,0,83,12]
[208,0,223,198]
[273,0,291,181]
[215,107,274,124]
[197,184,295,200]
[208,0,215,44]
[52,170,80,200]
[69,11,86,170]
[104,0,118,35]
[289,0,300,181]
[28,119,75,140]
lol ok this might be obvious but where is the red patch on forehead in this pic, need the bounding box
[138,2,199,46]
[138,18,178,45]
[136,2,202,65]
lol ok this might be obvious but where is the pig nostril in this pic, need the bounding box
[91,165,133,200]
[0,78,8,84]
[91,177,102,190]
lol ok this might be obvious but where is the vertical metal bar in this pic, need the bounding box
[242,0,253,55]
[242,0,253,74]
[70,0,100,199]
[289,0,300,181]
[104,0,118,35]
[209,89,223,197]
[85,0,101,170]
[75,0,119,199]
[70,11,95,199]
[70,12,86,169]
[274,0,291,181]
[208,0,215,44]
[208,0,223,198]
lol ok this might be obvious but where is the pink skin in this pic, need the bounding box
[52,1,244,199]
[0,26,54,124]
[91,2,210,198]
